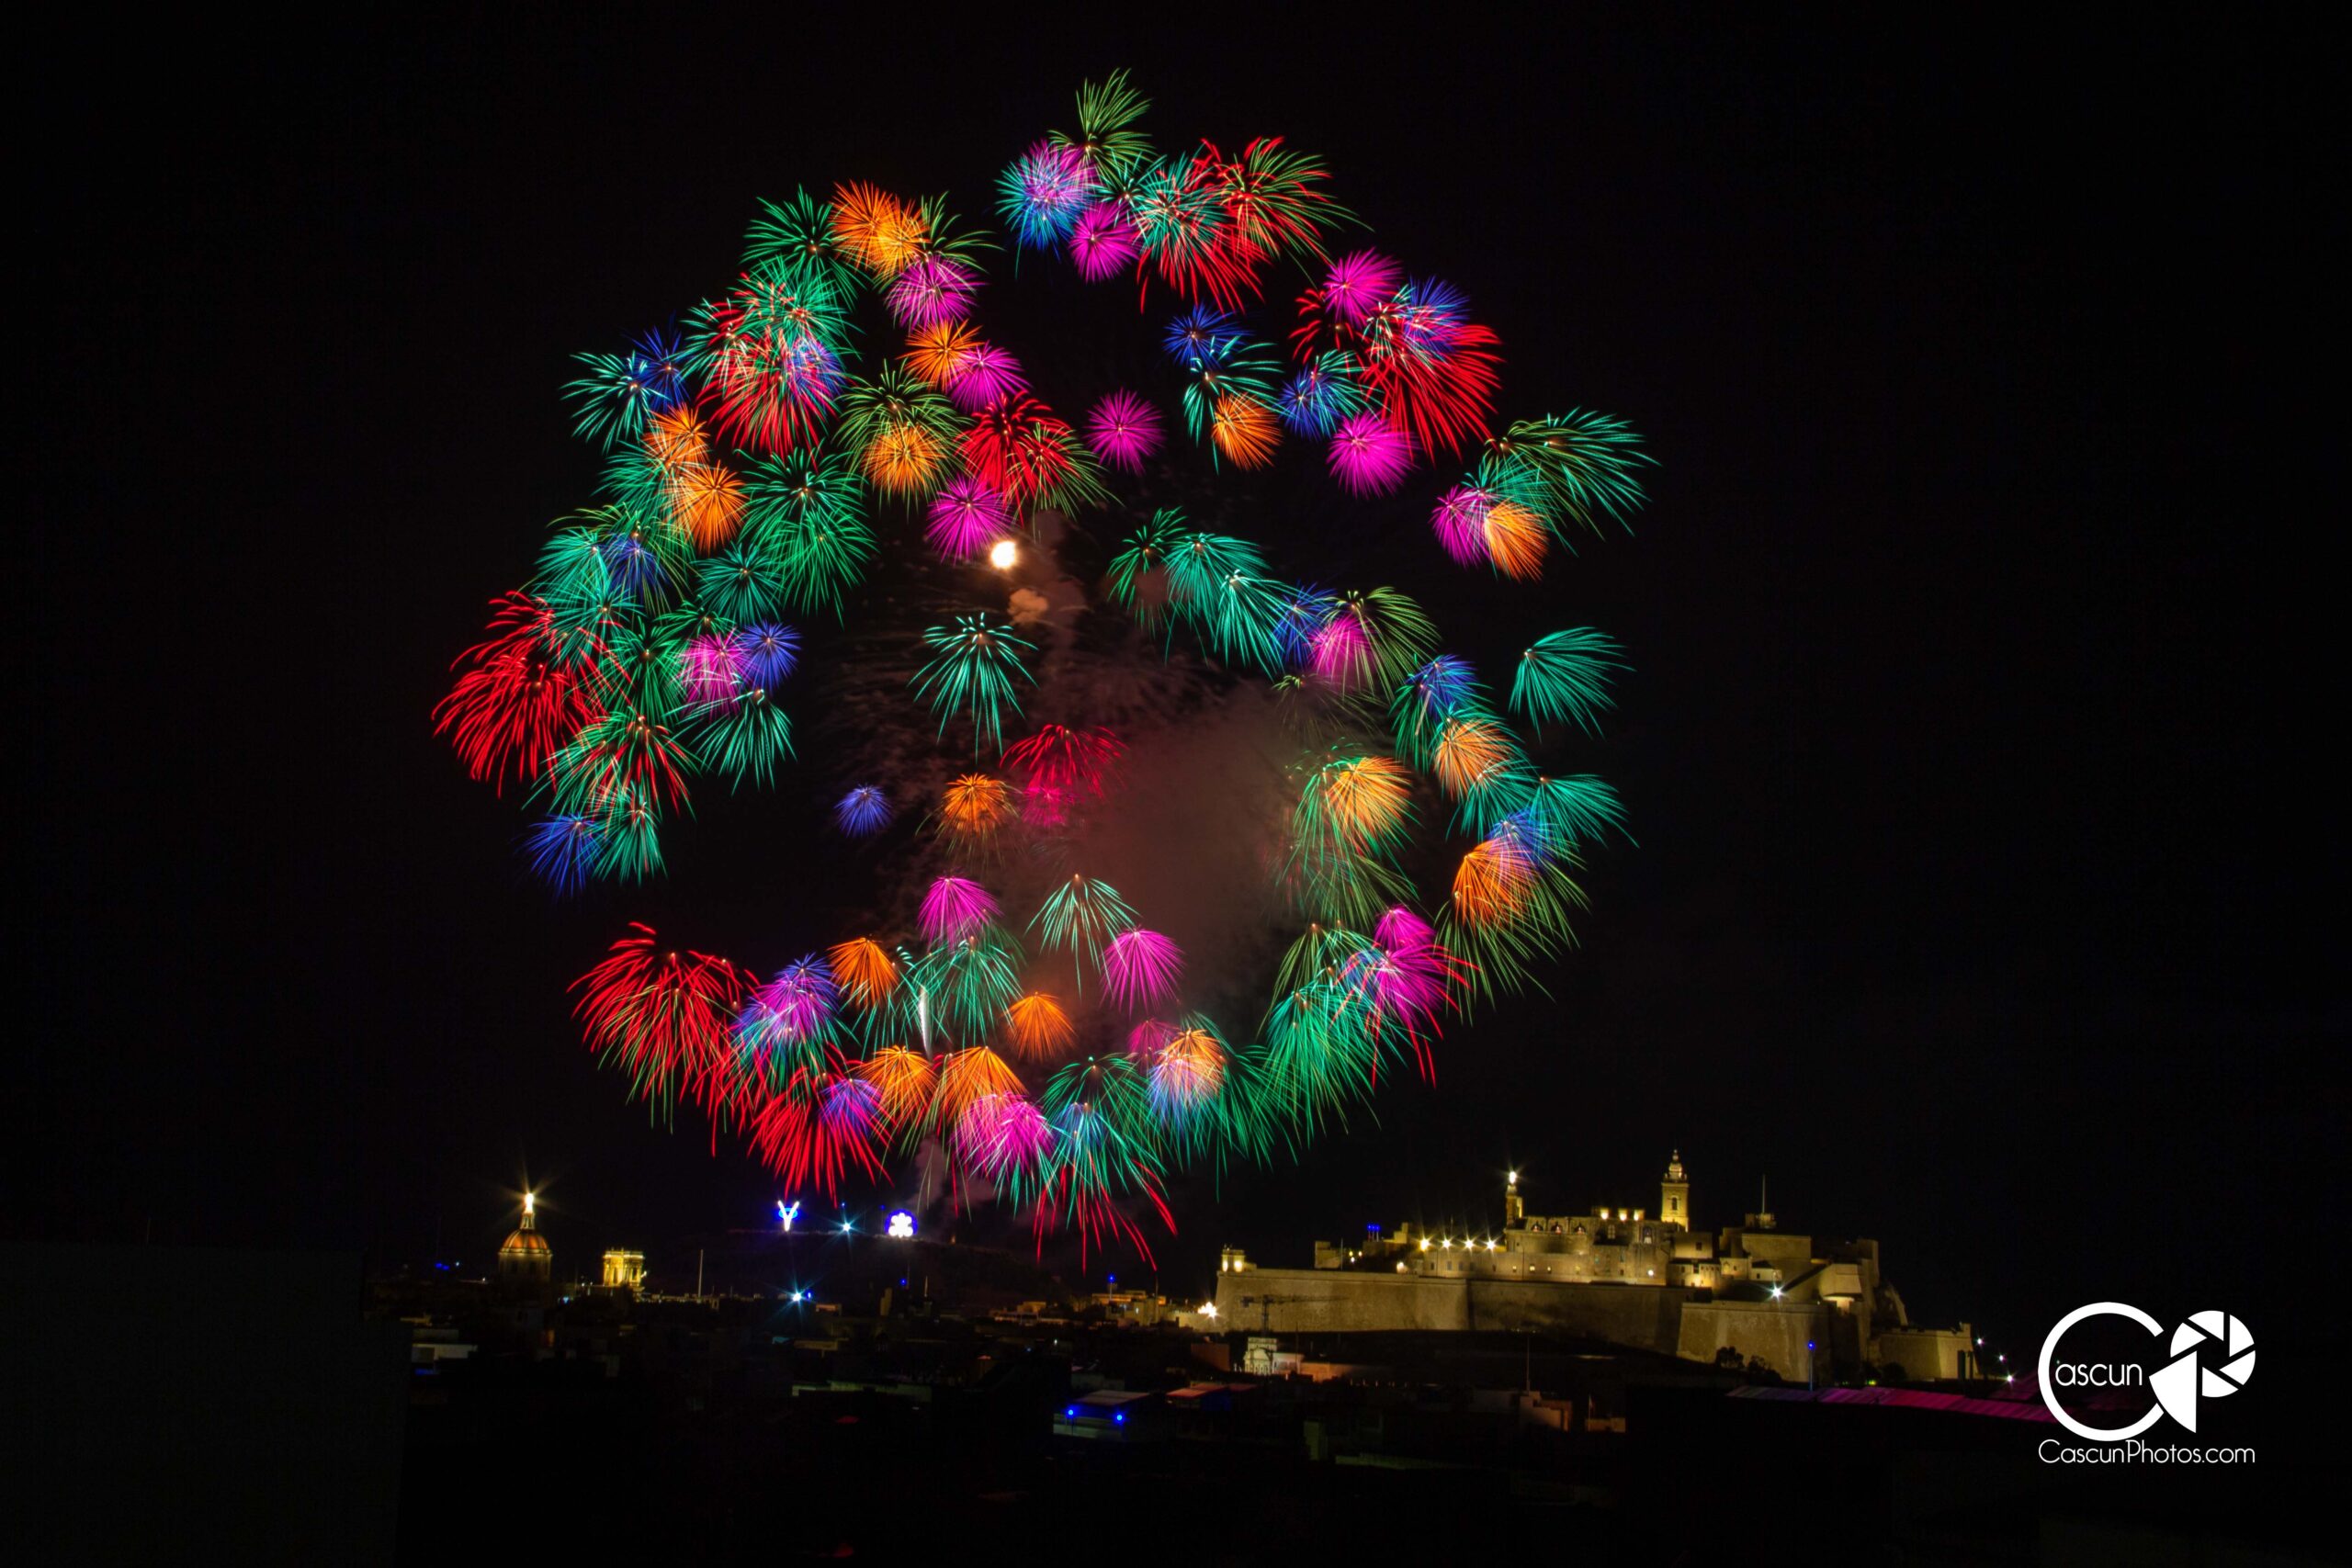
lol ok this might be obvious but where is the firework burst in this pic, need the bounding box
[446,73,1653,1262]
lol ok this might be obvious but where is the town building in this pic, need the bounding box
[495,1191,553,1303]
[600,1248,647,1292]
[1213,1152,1975,1383]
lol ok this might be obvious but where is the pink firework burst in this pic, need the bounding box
[677,632,743,707]
[1069,199,1142,281]
[886,254,981,332]
[926,475,1012,559]
[944,343,1028,412]
[1317,249,1402,328]
[1430,484,1495,566]
[1327,412,1415,495]
[1124,1018,1177,1057]
[956,1093,1051,1181]
[751,957,841,1045]
[1308,609,1373,686]
[1360,908,1453,1022]
[920,874,1001,944]
[1019,783,1071,829]
[1102,928,1183,1010]
[1084,389,1162,471]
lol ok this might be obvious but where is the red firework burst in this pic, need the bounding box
[746,1072,888,1198]
[434,592,604,794]
[571,924,753,1118]
[958,396,1080,507]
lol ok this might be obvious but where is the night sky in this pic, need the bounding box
[22,13,2335,1370]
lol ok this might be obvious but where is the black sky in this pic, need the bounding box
[19,11,2338,1371]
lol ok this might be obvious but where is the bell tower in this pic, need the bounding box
[1660,1150,1690,1233]
[1505,1168,1524,1228]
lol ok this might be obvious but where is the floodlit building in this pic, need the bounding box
[1218,1152,1976,1384]
[600,1249,647,1292]
[496,1191,553,1303]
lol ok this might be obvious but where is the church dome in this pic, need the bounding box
[500,1229,551,1258]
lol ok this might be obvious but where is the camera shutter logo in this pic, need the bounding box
[2039,1302,2255,1439]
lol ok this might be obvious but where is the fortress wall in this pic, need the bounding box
[1214,1269,1697,1352]
[1213,1269,1467,1332]
[1465,1279,1695,1354]
[1678,1300,1830,1381]
[1874,1327,1972,1381]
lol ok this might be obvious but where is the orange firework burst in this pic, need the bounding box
[904,320,984,388]
[827,937,899,1010]
[643,404,712,470]
[854,1043,935,1128]
[665,458,744,549]
[1210,393,1281,469]
[1451,837,1535,926]
[939,773,1017,840]
[860,424,948,496]
[933,1046,1023,1128]
[1481,499,1549,580]
[1321,755,1413,846]
[830,182,927,277]
[1003,992,1076,1060]
[1430,717,1514,799]
[1154,1026,1227,1103]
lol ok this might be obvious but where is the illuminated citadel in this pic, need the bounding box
[1211,1153,1976,1383]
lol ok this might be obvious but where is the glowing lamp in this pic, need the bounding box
[989,538,1018,570]
[887,1210,916,1239]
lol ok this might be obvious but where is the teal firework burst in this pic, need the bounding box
[1104,510,1185,628]
[1031,874,1138,977]
[695,536,787,624]
[1486,411,1653,535]
[693,687,794,788]
[743,188,864,300]
[1523,773,1630,849]
[835,365,963,454]
[902,927,1027,1043]
[911,614,1035,753]
[1052,68,1155,174]
[1509,628,1625,734]
[746,449,876,617]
